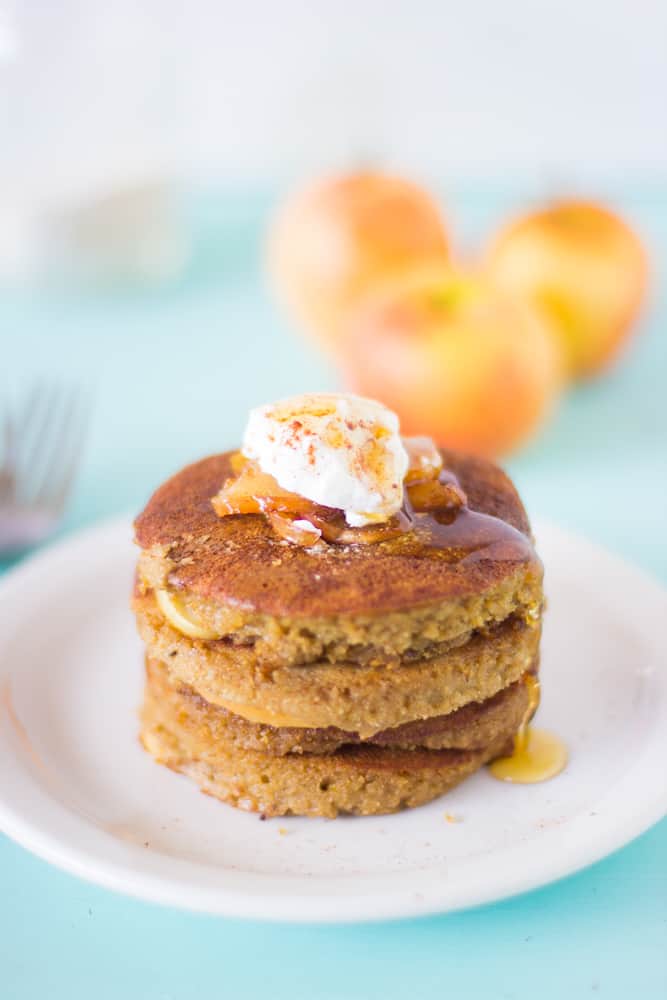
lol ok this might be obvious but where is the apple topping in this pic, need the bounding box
[213,445,465,547]
[403,435,443,483]
[229,450,249,476]
[406,477,466,512]
[213,459,413,547]
[213,459,351,544]
[403,436,466,510]
[212,462,312,517]
[334,508,413,545]
[266,507,412,547]
[267,511,323,547]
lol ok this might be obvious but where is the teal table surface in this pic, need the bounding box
[2,184,666,998]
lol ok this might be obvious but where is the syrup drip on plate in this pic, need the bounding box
[489,675,568,784]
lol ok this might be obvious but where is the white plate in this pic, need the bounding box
[0,517,665,923]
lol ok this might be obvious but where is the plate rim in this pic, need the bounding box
[0,514,665,923]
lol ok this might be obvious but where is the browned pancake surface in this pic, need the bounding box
[145,656,530,755]
[134,449,539,617]
[140,668,519,817]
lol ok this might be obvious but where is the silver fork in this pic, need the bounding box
[0,383,89,558]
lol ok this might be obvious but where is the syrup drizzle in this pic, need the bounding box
[489,674,568,784]
[397,468,537,568]
[410,506,535,565]
[215,452,538,568]
[407,474,567,780]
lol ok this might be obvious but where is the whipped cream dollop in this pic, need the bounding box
[242,393,410,527]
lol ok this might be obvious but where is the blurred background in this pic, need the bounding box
[1,0,666,573]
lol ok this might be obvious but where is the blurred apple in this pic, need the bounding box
[486,200,648,379]
[339,264,562,459]
[267,171,449,353]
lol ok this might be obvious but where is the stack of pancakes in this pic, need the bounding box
[133,449,543,817]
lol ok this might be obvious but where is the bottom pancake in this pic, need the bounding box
[140,662,522,817]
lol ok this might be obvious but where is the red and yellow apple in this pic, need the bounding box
[267,171,449,353]
[339,263,563,459]
[486,200,649,379]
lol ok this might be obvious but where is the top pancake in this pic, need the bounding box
[134,448,540,618]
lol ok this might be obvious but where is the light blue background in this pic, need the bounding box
[2,185,666,998]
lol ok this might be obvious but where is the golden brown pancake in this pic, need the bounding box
[146,656,531,755]
[134,449,540,618]
[133,445,543,816]
[140,661,518,818]
[136,605,540,736]
[133,564,541,670]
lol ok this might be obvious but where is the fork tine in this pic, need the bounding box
[15,382,41,429]
[31,388,89,513]
[50,393,90,516]
[51,391,90,515]
[3,407,14,460]
[15,381,47,453]
[0,410,16,504]
[15,381,63,500]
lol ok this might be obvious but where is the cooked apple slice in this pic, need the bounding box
[155,588,219,639]
[403,436,443,483]
[212,461,306,516]
[229,450,249,475]
[335,508,412,544]
[212,455,414,545]
[407,478,466,511]
[267,511,323,547]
